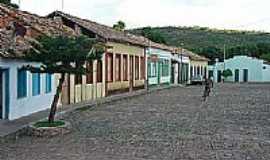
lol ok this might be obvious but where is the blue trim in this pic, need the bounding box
[4,69,10,120]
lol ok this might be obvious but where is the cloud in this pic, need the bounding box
[12,0,270,31]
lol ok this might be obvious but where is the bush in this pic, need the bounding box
[222,69,233,79]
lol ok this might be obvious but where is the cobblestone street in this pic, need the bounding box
[1,84,270,160]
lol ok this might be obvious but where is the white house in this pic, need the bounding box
[171,49,191,85]
[0,58,55,120]
[0,4,74,120]
[209,55,270,83]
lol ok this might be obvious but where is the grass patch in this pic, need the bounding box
[34,121,65,128]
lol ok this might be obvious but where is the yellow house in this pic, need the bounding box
[48,11,148,105]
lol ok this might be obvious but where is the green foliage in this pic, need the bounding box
[22,35,105,123]
[141,27,167,44]
[130,26,270,62]
[34,121,65,128]
[0,0,19,8]
[24,35,104,75]
[113,21,126,31]
[260,53,270,62]
[138,27,167,44]
[222,69,233,79]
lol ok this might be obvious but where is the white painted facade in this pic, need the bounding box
[0,58,55,120]
[209,56,270,83]
[171,53,191,84]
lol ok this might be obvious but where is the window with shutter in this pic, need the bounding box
[32,73,41,96]
[17,69,27,98]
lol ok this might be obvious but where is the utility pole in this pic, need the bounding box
[145,40,151,91]
[223,44,226,71]
[180,43,184,84]
[223,44,226,83]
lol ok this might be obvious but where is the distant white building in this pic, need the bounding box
[209,55,270,83]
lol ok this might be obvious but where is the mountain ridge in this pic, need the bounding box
[129,26,270,62]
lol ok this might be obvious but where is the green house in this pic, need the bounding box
[147,46,172,87]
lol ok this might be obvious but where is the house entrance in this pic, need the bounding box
[235,69,239,82]
[0,71,2,119]
[171,64,175,84]
[243,69,248,82]
[217,70,222,83]
[129,56,134,91]
[183,64,189,83]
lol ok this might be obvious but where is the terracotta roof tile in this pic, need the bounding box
[0,4,75,58]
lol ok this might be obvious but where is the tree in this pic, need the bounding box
[141,27,167,44]
[222,69,233,80]
[23,35,104,123]
[113,21,126,31]
[260,53,270,62]
[0,0,19,8]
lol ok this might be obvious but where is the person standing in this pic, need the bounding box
[203,78,211,101]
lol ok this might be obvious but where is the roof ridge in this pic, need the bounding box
[49,11,150,46]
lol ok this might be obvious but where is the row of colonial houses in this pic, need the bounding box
[0,4,209,120]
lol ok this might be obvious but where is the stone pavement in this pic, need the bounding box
[0,85,180,139]
[1,83,270,160]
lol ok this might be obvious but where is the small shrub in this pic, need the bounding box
[222,69,233,79]
[34,121,65,128]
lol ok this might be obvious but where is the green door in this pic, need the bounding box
[171,65,175,84]
[235,69,239,82]
[157,61,161,84]
[243,69,248,82]
[217,70,222,83]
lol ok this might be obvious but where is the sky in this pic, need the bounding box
[11,0,270,32]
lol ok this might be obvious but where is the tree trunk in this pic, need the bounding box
[48,73,65,123]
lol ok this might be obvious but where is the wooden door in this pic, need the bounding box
[129,56,134,91]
